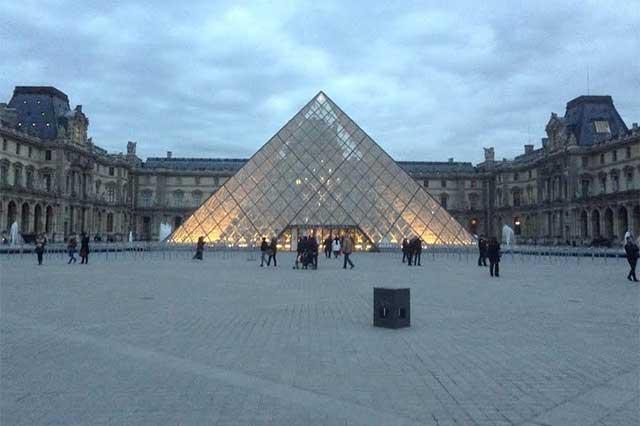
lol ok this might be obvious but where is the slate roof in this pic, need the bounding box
[8,86,71,140]
[142,158,249,172]
[396,161,476,174]
[563,96,628,146]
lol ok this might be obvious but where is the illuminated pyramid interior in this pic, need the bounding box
[169,92,474,249]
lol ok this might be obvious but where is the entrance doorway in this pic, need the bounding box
[279,225,374,251]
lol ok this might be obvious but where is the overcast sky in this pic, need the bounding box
[1,0,638,163]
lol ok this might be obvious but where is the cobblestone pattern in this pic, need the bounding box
[1,252,638,425]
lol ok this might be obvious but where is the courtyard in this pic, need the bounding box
[1,250,638,425]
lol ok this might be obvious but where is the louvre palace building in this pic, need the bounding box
[0,86,638,247]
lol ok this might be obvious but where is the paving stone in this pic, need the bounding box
[1,252,638,425]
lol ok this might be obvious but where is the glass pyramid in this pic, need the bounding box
[169,92,474,248]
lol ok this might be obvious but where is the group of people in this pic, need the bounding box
[477,236,502,277]
[67,233,91,264]
[260,237,278,267]
[401,237,423,266]
[293,234,355,269]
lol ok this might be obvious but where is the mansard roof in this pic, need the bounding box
[563,95,628,146]
[8,86,72,140]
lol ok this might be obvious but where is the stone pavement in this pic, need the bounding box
[1,251,638,425]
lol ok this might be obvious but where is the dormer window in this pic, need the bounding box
[594,120,610,133]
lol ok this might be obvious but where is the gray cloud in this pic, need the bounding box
[1,0,638,163]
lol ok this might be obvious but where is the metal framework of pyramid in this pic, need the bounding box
[169,92,474,248]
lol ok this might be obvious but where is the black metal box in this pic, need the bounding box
[373,287,410,329]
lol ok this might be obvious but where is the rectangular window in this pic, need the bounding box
[513,172,519,181]
[612,150,617,162]
[107,186,115,203]
[45,150,52,160]
[195,176,201,185]
[0,165,8,185]
[26,169,33,188]
[28,146,32,158]
[440,179,446,188]
[513,191,521,207]
[470,179,476,189]
[213,176,219,186]
[2,138,6,151]
[626,147,632,159]
[108,167,114,176]
[528,170,533,179]
[581,180,590,198]
[600,154,605,165]
[594,120,611,133]
[423,179,429,188]
[16,143,20,155]
[581,156,589,167]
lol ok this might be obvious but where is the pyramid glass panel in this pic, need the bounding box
[169,92,473,249]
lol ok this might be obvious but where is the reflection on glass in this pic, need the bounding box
[169,92,473,249]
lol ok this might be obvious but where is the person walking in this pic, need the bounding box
[624,236,639,282]
[67,237,77,264]
[193,236,205,260]
[260,237,269,267]
[35,234,46,265]
[487,237,501,277]
[401,238,409,263]
[267,237,277,267]
[342,234,355,269]
[477,236,487,266]
[332,236,341,258]
[79,232,90,264]
[296,236,308,269]
[309,235,319,269]
[323,237,332,259]
[407,236,414,266]
[413,237,422,266]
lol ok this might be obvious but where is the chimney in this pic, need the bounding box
[75,105,82,112]
[448,157,454,163]
[127,141,137,155]
[524,144,534,154]
[167,151,172,159]
[483,147,495,162]
[633,122,638,131]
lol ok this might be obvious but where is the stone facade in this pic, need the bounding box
[1,86,638,245]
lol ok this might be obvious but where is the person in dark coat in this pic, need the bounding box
[267,237,277,267]
[323,237,332,259]
[413,237,422,266]
[35,234,46,265]
[401,238,409,263]
[79,232,90,264]
[260,237,269,267]
[624,236,639,282]
[193,236,205,260]
[477,236,487,266]
[487,237,501,277]
[342,234,355,269]
[407,236,415,266]
[67,237,77,264]
[296,236,307,269]
[309,236,319,269]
